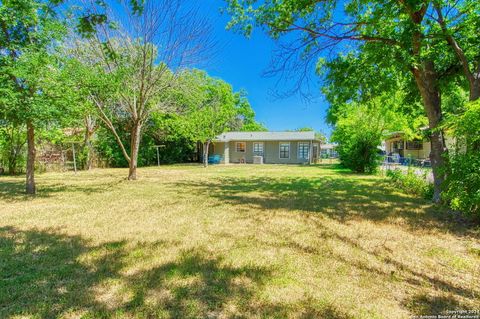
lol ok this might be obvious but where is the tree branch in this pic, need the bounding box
[90,94,131,163]
[434,4,475,85]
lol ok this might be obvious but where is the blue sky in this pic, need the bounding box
[198,1,332,137]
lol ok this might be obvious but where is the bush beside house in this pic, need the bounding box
[443,101,480,219]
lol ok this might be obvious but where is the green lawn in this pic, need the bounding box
[1,164,479,319]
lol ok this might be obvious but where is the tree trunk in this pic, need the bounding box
[471,73,480,101]
[8,162,17,175]
[203,141,210,168]
[85,139,94,170]
[26,120,36,195]
[412,61,447,203]
[128,123,142,180]
[465,63,480,102]
[84,129,95,171]
[84,115,97,170]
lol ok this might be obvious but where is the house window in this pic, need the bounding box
[236,142,246,153]
[298,142,310,159]
[253,142,264,153]
[393,141,404,150]
[279,143,290,159]
[406,140,423,150]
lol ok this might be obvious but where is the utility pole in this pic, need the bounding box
[154,145,165,166]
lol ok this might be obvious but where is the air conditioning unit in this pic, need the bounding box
[253,155,263,164]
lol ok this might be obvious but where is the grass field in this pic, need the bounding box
[1,164,479,319]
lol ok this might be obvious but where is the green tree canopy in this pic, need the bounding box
[224,0,479,201]
[0,0,70,193]
[331,94,409,173]
[175,70,264,167]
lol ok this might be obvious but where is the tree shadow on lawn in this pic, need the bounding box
[0,226,128,318]
[320,230,479,314]
[167,166,479,313]
[119,249,273,318]
[238,214,480,316]
[0,178,125,202]
[171,173,470,235]
[403,294,462,316]
[1,227,349,319]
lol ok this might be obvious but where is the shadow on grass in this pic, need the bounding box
[171,172,467,234]
[0,226,127,318]
[167,168,479,313]
[239,215,479,316]
[310,163,357,174]
[403,294,460,316]
[2,227,349,318]
[120,249,273,318]
[0,178,124,202]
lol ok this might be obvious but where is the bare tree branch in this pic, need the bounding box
[70,0,215,179]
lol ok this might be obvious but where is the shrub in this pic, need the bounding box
[444,153,480,216]
[0,125,26,175]
[443,101,480,219]
[330,96,409,174]
[335,137,381,173]
[387,169,434,199]
[331,103,385,174]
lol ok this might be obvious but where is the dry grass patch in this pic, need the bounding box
[0,164,479,318]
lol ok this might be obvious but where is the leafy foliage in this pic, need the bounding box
[0,0,77,193]
[182,70,263,142]
[223,0,480,201]
[0,124,26,175]
[386,169,434,200]
[168,70,265,166]
[331,95,407,173]
[91,70,264,168]
[444,101,480,218]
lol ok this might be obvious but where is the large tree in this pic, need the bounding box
[224,0,475,201]
[177,70,263,167]
[0,0,68,194]
[72,0,213,180]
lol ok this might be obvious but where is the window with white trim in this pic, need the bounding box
[236,142,246,153]
[298,142,310,159]
[279,143,290,159]
[253,142,264,153]
[406,140,423,150]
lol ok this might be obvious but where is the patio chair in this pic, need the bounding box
[422,159,431,168]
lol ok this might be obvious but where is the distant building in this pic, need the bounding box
[320,143,338,158]
[202,131,323,164]
[383,130,456,165]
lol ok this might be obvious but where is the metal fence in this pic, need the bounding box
[379,155,433,183]
[381,155,431,168]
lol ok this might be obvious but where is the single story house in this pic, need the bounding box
[384,132,431,160]
[320,143,338,158]
[204,131,322,164]
[384,131,456,162]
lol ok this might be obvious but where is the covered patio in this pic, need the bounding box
[383,132,431,167]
